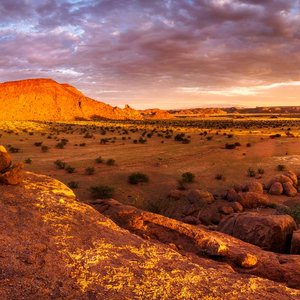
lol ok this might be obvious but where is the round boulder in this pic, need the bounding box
[0,147,12,172]
[269,182,283,195]
[283,182,297,197]
[218,212,297,253]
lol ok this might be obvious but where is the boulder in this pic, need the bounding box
[284,171,298,186]
[226,188,241,202]
[231,201,243,212]
[0,147,12,172]
[218,205,234,215]
[237,192,271,208]
[186,189,214,204]
[0,162,23,185]
[218,212,297,253]
[181,215,200,225]
[269,182,283,195]
[267,175,293,189]
[283,182,298,197]
[168,189,183,200]
[291,230,300,254]
[245,181,263,194]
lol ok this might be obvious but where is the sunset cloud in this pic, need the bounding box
[1,0,300,108]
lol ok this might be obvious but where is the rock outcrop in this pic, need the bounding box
[0,78,143,121]
[267,172,299,197]
[2,173,300,299]
[93,198,300,290]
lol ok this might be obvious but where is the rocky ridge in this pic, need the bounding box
[0,79,143,121]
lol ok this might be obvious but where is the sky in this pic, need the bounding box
[1,0,300,109]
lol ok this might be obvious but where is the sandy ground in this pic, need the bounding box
[1,119,300,211]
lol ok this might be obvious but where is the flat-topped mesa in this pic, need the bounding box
[1,172,300,299]
[0,78,143,121]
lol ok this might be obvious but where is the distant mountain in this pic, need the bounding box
[140,108,174,119]
[224,106,300,114]
[0,78,142,121]
[168,108,227,115]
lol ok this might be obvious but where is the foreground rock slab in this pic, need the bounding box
[1,172,300,299]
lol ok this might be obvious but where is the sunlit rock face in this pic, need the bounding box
[1,172,300,299]
[0,78,143,121]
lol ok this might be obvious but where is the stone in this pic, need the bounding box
[0,162,23,185]
[283,182,298,197]
[245,181,263,194]
[267,175,293,189]
[218,205,234,215]
[231,202,243,212]
[237,192,271,209]
[218,212,297,253]
[226,188,241,202]
[269,182,283,195]
[0,147,12,172]
[284,171,298,186]
[236,253,258,269]
[181,215,200,225]
[291,230,300,254]
[186,189,214,204]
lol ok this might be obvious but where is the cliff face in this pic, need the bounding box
[1,172,300,299]
[0,79,143,121]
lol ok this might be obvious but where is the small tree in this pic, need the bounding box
[128,172,149,184]
[90,185,114,199]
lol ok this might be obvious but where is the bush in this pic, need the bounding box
[258,168,265,174]
[65,165,76,173]
[41,145,49,152]
[215,174,224,180]
[90,185,114,199]
[34,142,43,147]
[128,172,149,184]
[106,159,115,166]
[277,164,286,171]
[181,172,195,183]
[85,167,95,175]
[24,158,32,164]
[95,156,103,163]
[54,160,66,169]
[247,168,256,177]
[68,181,79,189]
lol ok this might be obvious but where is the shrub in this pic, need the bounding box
[225,143,236,149]
[41,145,49,152]
[68,181,79,189]
[55,142,65,149]
[54,160,66,169]
[128,172,149,184]
[34,142,43,147]
[106,159,115,166]
[258,168,265,174]
[181,172,195,183]
[24,158,32,164]
[95,156,103,163]
[247,168,256,177]
[277,164,286,171]
[85,167,95,175]
[215,174,224,180]
[65,165,75,173]
[90,185,114,199]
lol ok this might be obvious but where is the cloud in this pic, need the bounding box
[1,0,300,108]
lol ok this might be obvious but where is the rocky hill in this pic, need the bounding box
[1,170,300,299]
[0,79,142,121]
